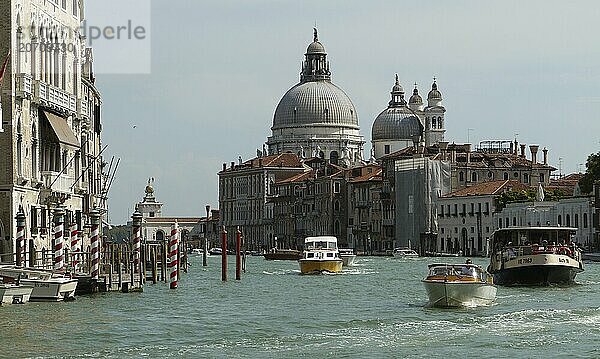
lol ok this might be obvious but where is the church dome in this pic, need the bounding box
[272,81,359,130]
[306,40,326,54]
[428,81,443,101]
[409,86,423,106]
[372,75,423,141]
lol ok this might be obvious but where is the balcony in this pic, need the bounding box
[41,171,74,194]
[33,80,77,114]
[15,74,33,98]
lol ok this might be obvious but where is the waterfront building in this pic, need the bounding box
[347,164,384,253]
[372,76,446,159]
[219,153,305,250]
[436,180,528,256]
[266,29,365,166]
[0,0,104,264]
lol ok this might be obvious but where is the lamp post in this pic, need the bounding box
[203,204,209,267]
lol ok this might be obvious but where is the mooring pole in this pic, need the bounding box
[70,220,79,272]
[221,226,227,282]
[89,209,101,281]
[236,227,241,280]
[203,205,210,267]
[169,221,179,289]
[132,211,142,273]
[53,207,65,271]
[15,208,25,267]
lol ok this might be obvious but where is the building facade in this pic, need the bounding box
[347,164,384,253]
[0,0,104,264]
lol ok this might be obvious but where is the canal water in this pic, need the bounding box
[2,256,600,358]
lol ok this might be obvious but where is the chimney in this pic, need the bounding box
[529,145,539,164]
[514,139,519,155]
[230,161,235,169]
[510,142,514,154]
[258,158,263,167]
[520,144,526,158]
[466,143,472,164]
[222,163,226,172]
[542,147,548,165]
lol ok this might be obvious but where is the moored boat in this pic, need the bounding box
[0,266,78,302]
[208,248,223,256]
[422,262,497,308]
[488,226,584,286]
[263,248,302,261]
[299,236,343,274]
[0,284,33,305]
[393,248,419,258]
[339,248,357,266]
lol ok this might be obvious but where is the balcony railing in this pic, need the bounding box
[34,80,77,114]
[41,171,74,194]
[15,74,33,98]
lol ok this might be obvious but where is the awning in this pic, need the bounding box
[42,111,79,148]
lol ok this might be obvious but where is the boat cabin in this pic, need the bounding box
[490,227,578,259]
[426,263,491,283]
[304,236,338,250]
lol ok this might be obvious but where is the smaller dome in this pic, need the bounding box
[392,74,403,93]
[409,86,423,105]
[306,28,326,54]
[372,106,423,141]
[428,81,442,100]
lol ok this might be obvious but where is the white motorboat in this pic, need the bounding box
[189,248,203,256]
[339,248,357,266]
[208,248,223,256]
[0,266,77,302]
[393,248,419,258]
[0,284,33,305]
[488,226,584,286]
[422,262,497,308]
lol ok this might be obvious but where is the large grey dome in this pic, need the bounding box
[272,81,359,130]
[372,107,422,141]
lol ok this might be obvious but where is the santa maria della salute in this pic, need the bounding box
[265,28,446,165]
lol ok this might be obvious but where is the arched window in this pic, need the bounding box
[156,230,165,241]
[504,172,509,180]
[330,151,339,165]
[524,173,529,183]
[566,214,571,227]
[498,218,502,229]
[471,172,477,182]
[459,171,464,182]
[32,124,38,180]
[584,213,588,228]
[575,213,579,228]
[16,117,23,177]
[558,215,562,226]
[334,220,340,235]
[334,200,340,212]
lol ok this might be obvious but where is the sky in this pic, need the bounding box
[88,0,600,224]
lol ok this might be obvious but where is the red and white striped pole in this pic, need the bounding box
[89,209,101,280]
[53,208,65,271]
[169,221,179,289]
[15,209,26,267]
[70,221,79,271]
[132,211,143,274]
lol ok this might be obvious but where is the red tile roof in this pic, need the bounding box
[444,180,529,197]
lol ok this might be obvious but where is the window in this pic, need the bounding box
[334,200,340,212]
[470,227,475,233]
[333,182,340,194]
[149,212,155,217]
[384,145,390,154]
[440,205,444,217]
[584,213,588,228]
[504,172,509,180]
[575,214,579,228]
[514,172,519,178]
[348,218,354,226]
[498,218,502,228]
[558,215,562,226]
[566,214,571,227]
[471,172,477,182]
[512,217,516,226]
[459,171,464,182]
[524,173,529,183]
[540,173,545,183]
[73,0,78,16]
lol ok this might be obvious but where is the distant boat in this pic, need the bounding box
[339,248,357,266]
[393,248,419,258]
[488,226,584,286]
[189,248,203,256]
[425,251,462,258]
[422,262,497,308]
[299,236,343,274]
[582,252,600,262]
[263,248,302,261]
[208,248,223,256]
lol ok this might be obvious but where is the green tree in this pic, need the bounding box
[579,151,600,194]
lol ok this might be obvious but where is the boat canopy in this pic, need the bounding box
[305,236,338,250]
[491,227,577,249]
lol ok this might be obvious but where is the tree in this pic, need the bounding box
[579,151,600,194]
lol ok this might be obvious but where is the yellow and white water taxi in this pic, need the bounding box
[299,236,343,274]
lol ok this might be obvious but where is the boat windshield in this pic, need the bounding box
[428,265,482,280]
[306,241,337,250]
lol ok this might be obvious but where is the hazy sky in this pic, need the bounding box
[90,1,600,224]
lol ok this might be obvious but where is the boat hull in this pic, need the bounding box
[491,265,582,286]
[423,280,497,308]
[0,284,33,305]
[21,278,78,301]
[299,259,343,274]
[263,251,302,261]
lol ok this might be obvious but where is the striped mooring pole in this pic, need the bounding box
[70,221,79,271]
[89,209,101,280]
[53,207,65,271]
[169,221,179,289]
[221,226,227,282]
[15,208,26,267]
[132,211,143,274]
